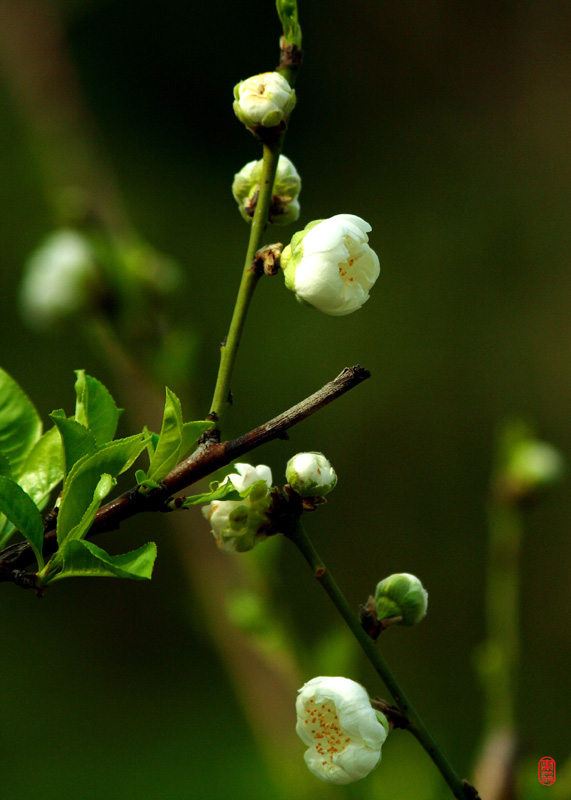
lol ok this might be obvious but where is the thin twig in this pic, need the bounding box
[0,365,370,584]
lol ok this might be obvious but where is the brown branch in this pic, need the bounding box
[0,365,370,585]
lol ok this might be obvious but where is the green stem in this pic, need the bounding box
[209,142,281,434]
[482,496,521,733]
[287,521,475,800]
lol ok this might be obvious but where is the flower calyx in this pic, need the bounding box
[369,698,409,731]
[253,243,284,276]
[359,595,403,640]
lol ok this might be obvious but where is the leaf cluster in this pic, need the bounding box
[0,367,233,587]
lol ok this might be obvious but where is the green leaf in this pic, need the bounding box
[0,453,12,478]
[49,539,157,582]
[180,420,213,457]
[18,426,65,511]
[0,476,44,569]
[50,411,97,476]
[0,366,42,477]
[146,389,212,483]
[276,0,302,47]
[146,388,184,482]
[74,370,122,446]
[57,433,149,545]
[64,473,115,543]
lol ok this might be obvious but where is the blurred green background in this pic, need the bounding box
[1,1,570,798]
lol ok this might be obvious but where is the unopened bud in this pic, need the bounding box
[19,229,100,329]
[232,155,301,225]
[374,573,428,627]
[286,452,337,497]
[505,440,565,495]
[233,72,296,131]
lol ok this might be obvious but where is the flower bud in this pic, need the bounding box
[281,214,380,316]
[19,229,100,329]
[505,440,565,495]
[374,573,428,627]
[202,463,273,553]
[296,676,388,784]
[233,72,296,130]
[232,155,301,225]
[286,452,337,497]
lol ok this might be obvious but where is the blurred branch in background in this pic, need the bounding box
[473,420,565,800]
[0,0,130,235]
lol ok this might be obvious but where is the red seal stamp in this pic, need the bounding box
[538,756,556,785]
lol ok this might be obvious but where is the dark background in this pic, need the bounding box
[1,1,569,798]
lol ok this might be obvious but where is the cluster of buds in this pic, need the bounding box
[202,463,274,553]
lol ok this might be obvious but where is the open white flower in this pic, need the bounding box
[281,214,380,316]
[296,676,388,784]
[233,72,296,129]
[19,229,99,329]
[286,452,337,497]
[202,463,273,553]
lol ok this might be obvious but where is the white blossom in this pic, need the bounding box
[233,72,296,129]
[286,452,337,497]
[281,214,380,316]
[19,230,99,329]
[296,676,388,784]
[202,463,273,553]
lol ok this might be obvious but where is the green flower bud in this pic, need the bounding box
[374,573,428,627]
[233,72,296,131]
[232,155,301,225]
[286,452,337,497]
[505,440,565,495]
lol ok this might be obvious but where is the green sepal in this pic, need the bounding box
[146,387,212,482]
[0,366,42,477]
[46,539,157,583]
[56,433,149,546]
[135,469,162,494]
[0,476,44,569]
[177,478,268,508]
[50,410,97,476]
[74,370,122,446]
